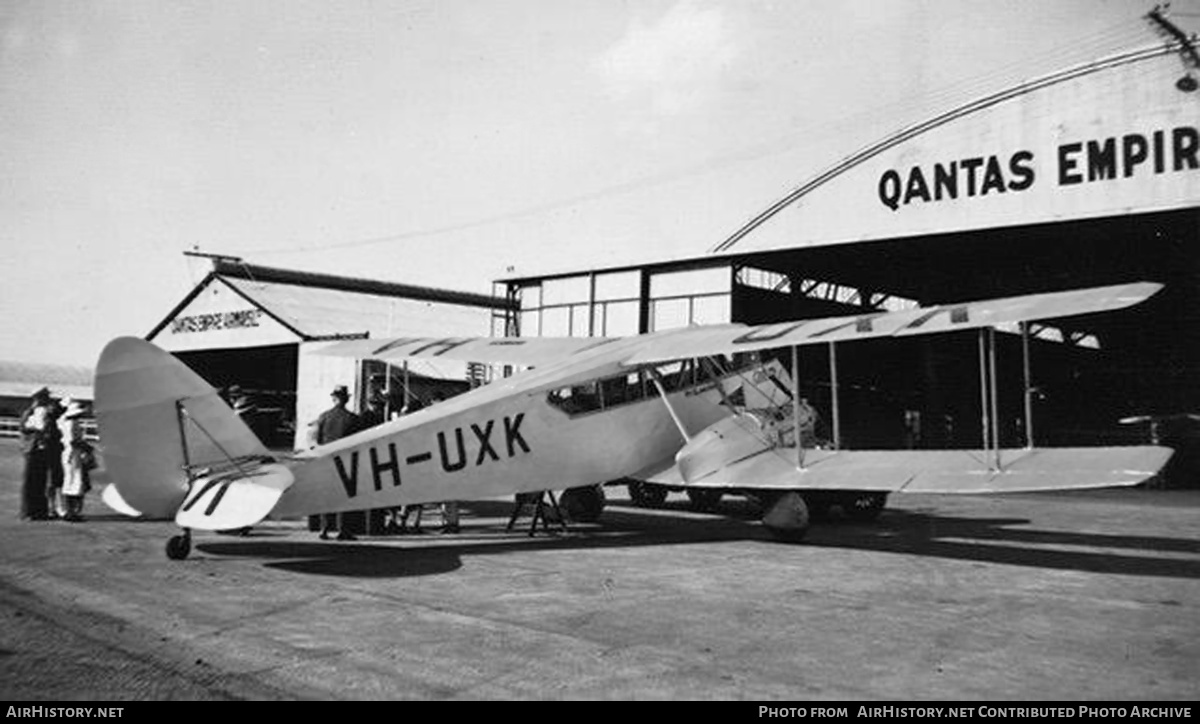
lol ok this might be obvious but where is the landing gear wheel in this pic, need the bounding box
[628,481,669,508]
[166,532,192,560]
[560,485,606,523]
[762,491,810,542]
[686,488,723,511]
[841,492,887,522]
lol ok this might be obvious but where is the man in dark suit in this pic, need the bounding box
[19,387,61,520]
[313,385,360,541]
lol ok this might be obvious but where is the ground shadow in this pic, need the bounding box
[199,496,1200,580]
[197,507,763,577]
[799,508,1200,579]
[196,540,465,578]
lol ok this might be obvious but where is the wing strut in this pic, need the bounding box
[1021,321,1035,448]
[791,346,805,469]
[700,356,737,410]
[989,327,1001,469]
[175,398,267,482]
[828,342,841,451]
[174,400,193,472]
[977,327,1003,471]
[648,367,692,442]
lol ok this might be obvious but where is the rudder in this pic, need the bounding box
[94,337,271,519]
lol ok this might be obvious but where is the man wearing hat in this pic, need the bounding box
[18,387,63,520]
[311,384,361,540]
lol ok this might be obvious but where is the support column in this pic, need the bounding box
[828,342,841,450]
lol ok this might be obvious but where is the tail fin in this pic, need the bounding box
[94,337,274,521]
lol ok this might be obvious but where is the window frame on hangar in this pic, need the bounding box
[495,40,1199,452]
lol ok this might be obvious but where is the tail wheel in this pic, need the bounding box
[685,488,723,511]
[841,492,887,522]
[762,491,810,542]
[560,485,606,523]
[628,481,669,508]
[165,532,191,560]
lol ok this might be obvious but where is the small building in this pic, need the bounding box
[146,259,514,450]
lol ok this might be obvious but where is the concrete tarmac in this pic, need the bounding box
[1,439,1197,701]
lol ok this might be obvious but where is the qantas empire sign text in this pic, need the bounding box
[170,309,263,334]
[877,124,1198,211]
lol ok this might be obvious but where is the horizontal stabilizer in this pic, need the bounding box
[646,446,1173,494]
[175,462,295,531]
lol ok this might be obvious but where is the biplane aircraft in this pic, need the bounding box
[94,281,1173,559]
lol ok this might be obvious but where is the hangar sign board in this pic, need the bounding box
[876,126,1196,213]
[726,51,1200,254]
[170,309,265,335]
[150,279,298,352]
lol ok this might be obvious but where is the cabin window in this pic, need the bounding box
[545,357,750,418]
[547,371,655,416]
[547,382,601,415]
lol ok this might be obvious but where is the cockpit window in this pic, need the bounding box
[546,356,748,417]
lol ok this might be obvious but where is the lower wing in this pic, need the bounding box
[644,446,1173,494]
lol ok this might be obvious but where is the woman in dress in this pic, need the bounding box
[57,399,92,522]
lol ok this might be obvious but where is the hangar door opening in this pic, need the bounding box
[727,208,1199,460]
[173,343,299,451]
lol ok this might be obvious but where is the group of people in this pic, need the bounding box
[19,387,95,522]
[311,384,460,541]
[18,380,460,533]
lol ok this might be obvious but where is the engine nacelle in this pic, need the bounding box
[675,412,774,484]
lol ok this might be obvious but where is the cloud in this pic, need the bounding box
[593,0,740,116]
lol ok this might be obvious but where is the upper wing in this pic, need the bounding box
[623,281,1162,365]
[316,335,621,367]
[316,281,1160,367]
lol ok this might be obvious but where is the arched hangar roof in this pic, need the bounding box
[711,42,1199,256]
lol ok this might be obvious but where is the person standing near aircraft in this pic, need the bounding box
[358,393,392,534]
[46,395,67,518]
[312,385,361,541]
[18,387,59,520]
[796,396,820,448]
[57,399,93,522]
[429,391,461,534]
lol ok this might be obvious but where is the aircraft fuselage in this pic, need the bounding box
[271,361,784,517]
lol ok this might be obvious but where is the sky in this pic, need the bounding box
[2,0,1197,368]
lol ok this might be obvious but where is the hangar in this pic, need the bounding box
[496,38,1199,479]
[148,258,513,451]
